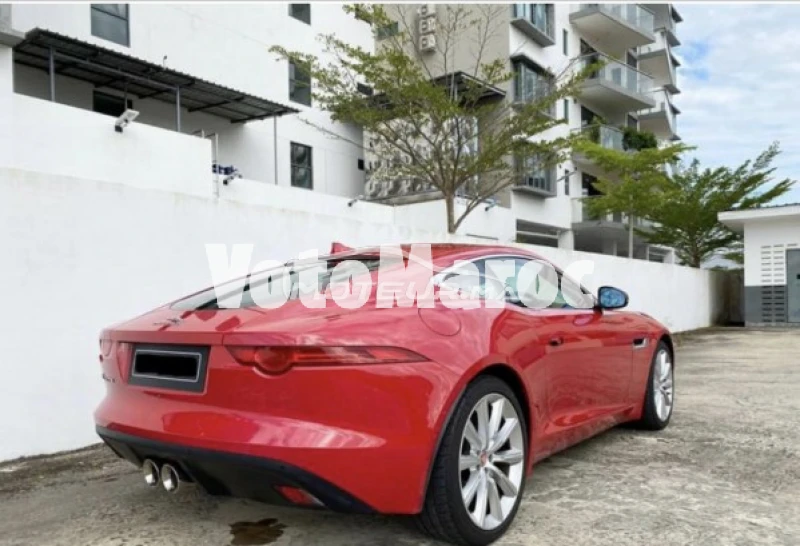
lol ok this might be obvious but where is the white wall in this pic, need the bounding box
[0,166,723,461]
[9,3,371,197]
[742,217,800,287]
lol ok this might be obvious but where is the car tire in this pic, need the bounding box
[416,375,528,546]
[635,340,675,431]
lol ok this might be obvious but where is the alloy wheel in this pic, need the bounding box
[653,349,674,421]
[458,393,525,530]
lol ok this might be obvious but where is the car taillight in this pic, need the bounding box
[225,346,426,375]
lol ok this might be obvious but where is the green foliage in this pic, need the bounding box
[573,139,690,221]
[645,143,794,267]
[622,127,658,151]
[270,4,594,233]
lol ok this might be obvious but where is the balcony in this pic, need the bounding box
[512,156,557,198]
[639,88,680,141]
[510,4,555,47]
[570,4,655,55]
[638,30,680,93]
[572,124,624,178]
[578,53,655,114]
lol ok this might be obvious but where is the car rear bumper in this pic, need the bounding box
[98,426,376,513]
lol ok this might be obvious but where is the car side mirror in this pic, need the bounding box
[597,286,629,310]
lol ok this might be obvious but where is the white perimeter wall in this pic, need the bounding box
[0,166,723,461]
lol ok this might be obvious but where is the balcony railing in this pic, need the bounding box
[640,89,677,128]
[580,53,654,96]
[573,196,651,226]
[578,124,625,151]
[579,4,654,34]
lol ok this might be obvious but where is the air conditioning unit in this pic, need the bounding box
[419,34,436,53]
[419,17,437,34]
[418,4,435,17]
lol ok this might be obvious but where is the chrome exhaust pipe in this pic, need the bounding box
[160,463,180,493]
[142,459,159,487]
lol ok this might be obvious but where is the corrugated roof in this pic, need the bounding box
[14,28,298,123]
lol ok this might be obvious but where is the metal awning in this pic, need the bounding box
[13,28,297,124]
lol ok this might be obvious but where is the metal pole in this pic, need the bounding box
[175,87,181,132]
[48,47,55,101]
[273,116,279,185]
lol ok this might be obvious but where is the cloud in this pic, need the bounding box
[675,4,800,204]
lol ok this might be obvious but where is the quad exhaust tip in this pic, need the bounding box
[142,459,159,487]
[160,463,180,493]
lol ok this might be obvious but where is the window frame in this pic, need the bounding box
[290,142,313,190]
[289,60,312,106]
[512,58,555,115]
[288,4,311,25]
[91,4,130,47]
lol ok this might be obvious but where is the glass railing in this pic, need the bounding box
[579,4,654,34]
[512,4,554,39]
[641,89,677,130]
[578,124,625,151]
[579,53,654,96]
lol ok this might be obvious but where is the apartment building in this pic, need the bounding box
[0,3,372,197]
[368,3,682,260]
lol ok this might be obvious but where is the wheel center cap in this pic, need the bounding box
[479,451,489,467]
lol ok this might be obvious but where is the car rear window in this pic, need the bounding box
[173,257,389,310]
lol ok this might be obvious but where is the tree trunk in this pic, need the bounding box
[445,194,456,234]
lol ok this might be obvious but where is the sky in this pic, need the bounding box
[674,3,800,204]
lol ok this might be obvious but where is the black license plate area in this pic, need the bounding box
[129,344,209,393]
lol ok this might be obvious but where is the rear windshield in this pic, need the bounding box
[172,257,388,310]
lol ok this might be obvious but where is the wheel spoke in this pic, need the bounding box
[488,464,518,497]
[476,399,490,450]
[488,398,504,438]
[464,421,482,451]
[492,448,523,465]
[473,472,488,527]
[654,390,664,419]
[489,417,518,453]
[462,470,481,505]
[486,475,503,522]
[460,453,480,471]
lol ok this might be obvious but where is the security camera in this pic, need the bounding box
[115,109,140,133]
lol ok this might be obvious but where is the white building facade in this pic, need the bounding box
[1,3,372,197]
[720,204,800,326]
[368,3,682,260]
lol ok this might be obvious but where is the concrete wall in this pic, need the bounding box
[0,164,723,461]
[8,3,371,197]
[741,216,800,325]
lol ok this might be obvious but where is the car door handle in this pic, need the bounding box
[633,338,649,349]
[549,336,564,347]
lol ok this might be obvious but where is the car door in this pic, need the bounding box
[505,258,634,455]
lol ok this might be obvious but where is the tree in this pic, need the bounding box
[573,136,691,258]
[645,143,794,267]
[271,4,594,234]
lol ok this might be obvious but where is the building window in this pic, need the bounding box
[289,61,311,106]
[516,155,555,195]
[290,142,313,189]
[93,90,132,117]
[564,169,570,195]
[562,29,568,56]
[513,60,555,115]
[289,4,311,24]
[512,4,553,39]
[563,99,569,122]
[91,4,129,46]
[375,21,399,40]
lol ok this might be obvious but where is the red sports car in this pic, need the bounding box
[95,244,675,546]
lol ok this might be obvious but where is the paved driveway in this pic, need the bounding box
[1,328,798,546]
